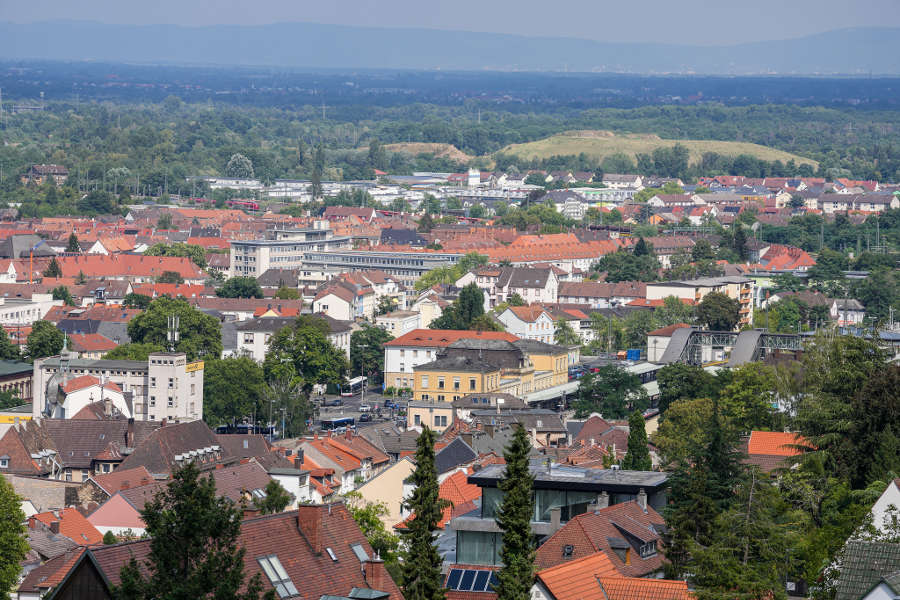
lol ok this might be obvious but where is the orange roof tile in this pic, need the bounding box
[747,431,808,456]
[596,576,693,600]
[31,508,104,545]
[536,553,619,600]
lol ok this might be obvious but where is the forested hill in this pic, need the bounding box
[2,21,899,74]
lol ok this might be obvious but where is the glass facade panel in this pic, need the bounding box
[562,490,598,521]
[481,487,504,519]
[534,489,566,522]
[457,530,500,565]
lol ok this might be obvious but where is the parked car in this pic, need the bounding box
[321,397,343,407]
[359,413,372,423]
[359,403,372,413]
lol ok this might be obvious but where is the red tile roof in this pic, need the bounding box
[61,374,121,394]
[596,576,693,600]
[384,329,519,348]
[90,466,155,495]
[55,255,206,280]
[536,552,619,600]
[536,501,665,577]
[17,547,87,595]
[67,333,118,353]
[646,323,692,337]
[746,431,808,456]
[396,469,482,530]
[31,508,104,546]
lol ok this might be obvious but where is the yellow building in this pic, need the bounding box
[411,338,569,403]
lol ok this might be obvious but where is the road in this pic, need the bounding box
[314,389,408,431]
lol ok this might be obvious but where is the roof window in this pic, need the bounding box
[350,543,369,562]
[257,554,298,599]
[326,547,338,561]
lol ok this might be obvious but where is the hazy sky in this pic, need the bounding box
[3,0,900,45]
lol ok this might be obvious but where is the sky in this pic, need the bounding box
[2,0,900,45]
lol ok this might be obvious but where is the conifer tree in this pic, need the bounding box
[495,426,535,600]
[43,256,63,278]
[66,233,80,253]
[622,410,652,470]
[400,427,447,600]
[115,462,270,600]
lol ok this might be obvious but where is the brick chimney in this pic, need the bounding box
[345,427,352,441]
[126,418,135,448]
[363,558,388,591]
[296,505,323,555]
[50,520,60,534]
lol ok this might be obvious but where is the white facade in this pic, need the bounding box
[383,345,439,389]
[33,352,204,423]
[313,292,354,321]
[0,294,63,326]
[496,308,556,344]
[375,311,420,337]
[871,479,900,534]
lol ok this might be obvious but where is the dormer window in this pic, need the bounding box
[639,541,657,557]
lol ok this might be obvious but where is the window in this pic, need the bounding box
[438,377,445,389]
[438,395,445,402]
[243,334,254,344]
[414,414,421,426]
[326,547,338,561]
[190,384,195,395]
[0,457,8,469]
[257,555,298,599]
[65,470,72,482]
[639,541,657,557]
[421,376,429,388]
[168,397,174,407]
[453,377,460,390]
[469,378,476,391]
[150,377,156,388]
[350,543,369,562]
[102,463,111,473]
[168,377,175,389]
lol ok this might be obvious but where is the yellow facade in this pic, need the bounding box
[413,368,502,402]
[411,347,569,402]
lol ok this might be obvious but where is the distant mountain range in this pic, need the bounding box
[2,21,899,74]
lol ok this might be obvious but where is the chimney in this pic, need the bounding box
[294,448,304,467]
[243,507,262,519]
[345,427,352,441]
[364,558,388,591]
[126,418,135,447]
[460,432,473,447]
[50,520,60,535]
[549,507,562,533]
[636,488,648,512]
[296,505,323,555]
[597,491,610,510]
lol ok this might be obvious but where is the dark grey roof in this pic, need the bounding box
[470,462,669,492]
[836,541,900,600]
[27,527,80,560]
[359,425,419,456]
[448,339,519,352]
[0,360,33,377]
[315,313,353,334]
[497,267,553,290]
[0,234,56,259]
[257,268,301,288]
[511,339,567,354]
[235,317,295,333]
[539,190,581,203]
[434,437,478,474]
[414,355,502,373]
[96,322,130,345]
[380,229,426,246]
[469,409,566,433]
[453,393,525,410]
[834,298,865,310]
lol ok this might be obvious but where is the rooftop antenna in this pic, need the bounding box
[167,314,180,352]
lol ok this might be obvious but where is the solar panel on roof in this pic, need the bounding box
[446,569,463,590]
[459,570,476,591]
[489,573,499,591]
[473,570,490,591]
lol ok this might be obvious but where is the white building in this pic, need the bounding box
[375,310,420,337]
[496,305,557,344]
[0,294,63,326]
[871,478,900,534]
[236,315,353,361]
[33,352,204,422]
[230,227,352,278]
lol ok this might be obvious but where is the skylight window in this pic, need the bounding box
[326,547,338,561]
[251,488,267,499]
[257,555,298,599]
[350,543,369,562]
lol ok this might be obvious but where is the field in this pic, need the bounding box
[498,130,819,168]
[382,143,475,164]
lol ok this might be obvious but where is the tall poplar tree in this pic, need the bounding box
[495,426,535,600]
[622,410,652,470]
[400,427,447,600]
[0,476,28,600]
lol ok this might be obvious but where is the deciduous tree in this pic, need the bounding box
[217,276,264,299]
[696,292,741,331]
[127,297,223,360]
[26,320,65,360]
